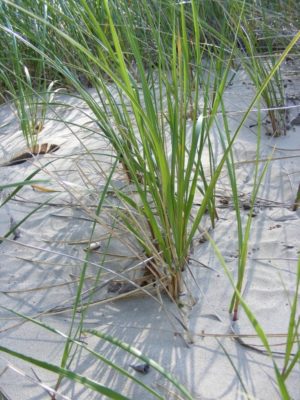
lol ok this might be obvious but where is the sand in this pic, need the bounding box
[0,67,299,400]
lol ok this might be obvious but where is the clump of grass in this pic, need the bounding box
[0,65,56,147]
[1,0,299,321]
[236,20,287,137]
[197,0,298,137]
[0,0,226,299]
[0,3,57,147]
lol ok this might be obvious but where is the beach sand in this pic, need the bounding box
[0,69,299,399]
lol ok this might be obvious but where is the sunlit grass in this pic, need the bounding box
[0,0,299,399]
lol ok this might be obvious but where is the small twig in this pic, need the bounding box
[0,278,79,294]
[235,154,300,166]
[188,257,217,272]
[230,327,293,358]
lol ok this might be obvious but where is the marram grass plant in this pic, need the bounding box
[195,0,297,137]
[1,0,300,325]
[0,2,57,147]
[233,10,287,137]
[0,64,57,147]
[0,0,228,299]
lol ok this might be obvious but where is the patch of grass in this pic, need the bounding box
[0,3,58,147]
[0,1,299,399]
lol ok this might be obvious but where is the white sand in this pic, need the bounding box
[0,70,299,400]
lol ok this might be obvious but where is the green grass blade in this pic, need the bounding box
[0,344,130,400]
[85,329,194,400]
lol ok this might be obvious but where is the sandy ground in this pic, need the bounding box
[0,67,299,400]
